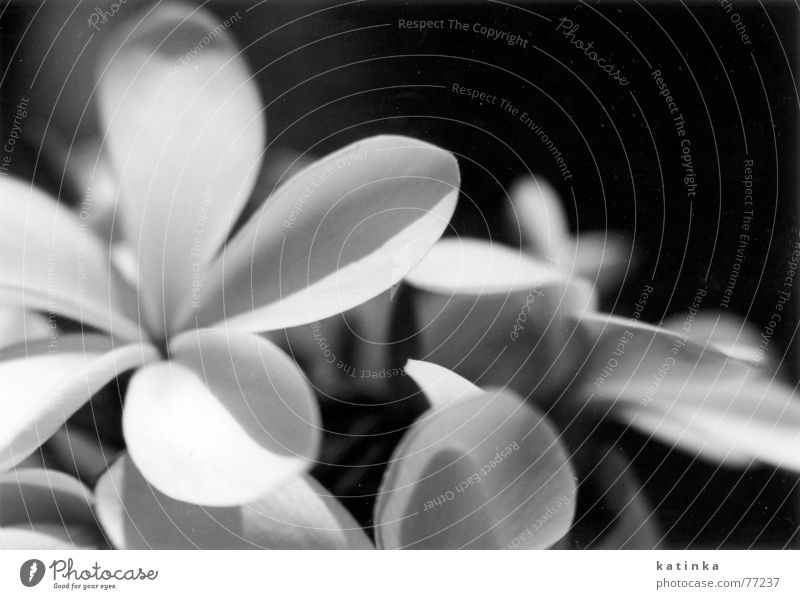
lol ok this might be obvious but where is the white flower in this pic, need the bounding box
[0,4,459,509]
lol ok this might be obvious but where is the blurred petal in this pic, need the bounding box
[375,387,576,549]
[406,238,595,400]
[405,359,480,410]
[0,335,158,471]
[98,4,265,333]
[405,237,560,295]
[0,308,50,349]
[0,469,100,549]
[664,310,767,367]
[507,176,569,257]
[96,455,372,549]
[0,524,98,549]
[567,231,632,295]
[0,178,141,340]
[188,136,459,332]
[578,313,800,471]
[123,330,320,506]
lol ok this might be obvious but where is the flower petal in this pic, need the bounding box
[0,308,50,349]
[375,387,576,549]
[507,176,569,257]
[405,238,595,399]
[0,524,99,549]
[186,136,459,332]
[566,231,632,296]
[97,4,265,333]
[663,310,768,367]
[123,329,320,506]
[578,313,800,470]
[404,359,481,410]
[0,468,100,549]
[0,178,141,340]
[0,335,159,471]
[95,454,371,549]
[0,468,94,526]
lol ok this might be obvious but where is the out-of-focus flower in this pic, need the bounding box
[0,4,459,507]
[372,360,576,549]
[405,202,800,474]
[93,454,373,549]
[93,359,576,550]
[0,469,101,549]
[506,176,632,297]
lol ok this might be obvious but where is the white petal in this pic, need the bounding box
[579,313,800,471]
[0,468,100,549]
[405,359,481,410]
[123,330,320,506]
[0,335,158,471]
[507,176,569,257]
[663,310,768,366]
[375,388,576,549]
[186,136,459,332]
[405,237,561,295]
[0,308,50,349]
[95,455,372,549]
[97,3,265,333]
[566,231,632,295]
[0,177,142,340]
[406,239,596,400]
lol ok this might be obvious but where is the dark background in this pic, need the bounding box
[1,0,798,548]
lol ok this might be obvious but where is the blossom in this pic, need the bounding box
[0,469,101,549]
[91,359,575,550]
[0,4,459,508]
[403,183,800,474]
[506,176,631,297]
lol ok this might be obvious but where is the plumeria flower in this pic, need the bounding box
[0,469,102,549]
[0,4,459,507]
[403,226,800,476]
[92,359,575,550]
[373,359,576,549]
[507,176,631,298]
